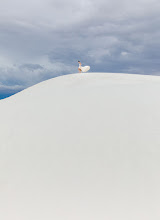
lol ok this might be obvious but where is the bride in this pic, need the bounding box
[78,61,90,73]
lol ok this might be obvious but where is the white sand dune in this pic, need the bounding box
[0,72,160,219]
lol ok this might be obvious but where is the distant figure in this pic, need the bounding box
[78,61,90,73]
[78,61,82,73]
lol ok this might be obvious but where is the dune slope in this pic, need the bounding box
[0,73,160,219]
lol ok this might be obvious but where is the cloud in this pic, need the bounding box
[0,84,23,94]
[0,58,76,88]
[0,0,160,96]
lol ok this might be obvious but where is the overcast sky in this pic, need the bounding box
[0,0,160,96]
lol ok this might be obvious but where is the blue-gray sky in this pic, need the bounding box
[0,0,160,97]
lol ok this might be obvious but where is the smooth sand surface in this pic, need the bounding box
[0,72,160,219]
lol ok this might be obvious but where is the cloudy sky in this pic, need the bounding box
[0,0,160,97]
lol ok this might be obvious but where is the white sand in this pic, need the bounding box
[0,72,160,219]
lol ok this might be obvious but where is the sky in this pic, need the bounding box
[0,0,160,98]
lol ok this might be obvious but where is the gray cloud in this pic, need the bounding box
[0,0,160,95]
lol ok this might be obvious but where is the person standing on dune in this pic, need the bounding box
[78,61,82,73]
[78,61,90,73]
